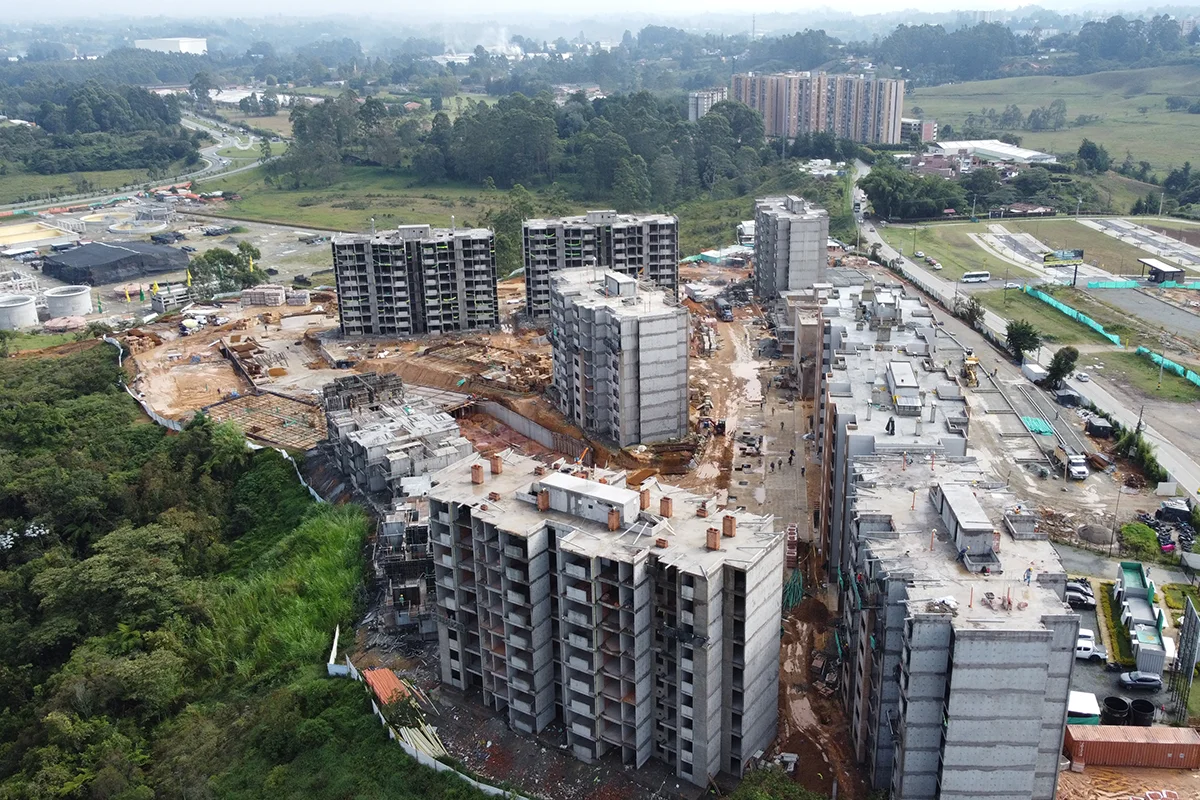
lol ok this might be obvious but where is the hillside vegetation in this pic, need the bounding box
[0,344,488,799]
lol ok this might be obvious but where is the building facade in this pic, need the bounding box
[730,71,904,144]
[522,211,678,320]
[428,450,784,785]
[801,281,1078,799]
[332,224,498,337]
[900,118,938,143]
[688,87,728,122]
[550,269,689,447]
[133,37,208,54]
[753,196,829,300]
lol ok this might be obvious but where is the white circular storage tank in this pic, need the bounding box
[44,285,93,318]
[0,295,38,330]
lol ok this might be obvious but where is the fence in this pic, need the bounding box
[1085,280,1139,289]
[327,637,530,800]
[1158,280,1200,290]
[1022,286,1122,346]
[1135,346,1200,388]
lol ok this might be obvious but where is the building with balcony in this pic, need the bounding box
[549,269,689,447]
[332,224,498,337]
[731,71,904,144]
[802,280,1079,800]
[522,211,678,320]
[427,450,784,786]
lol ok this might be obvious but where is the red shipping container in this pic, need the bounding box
[1064,725,1200,769]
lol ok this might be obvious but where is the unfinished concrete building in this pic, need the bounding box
[522,211,678,320]
[372,503,437,637]
[805,281,1078,800]
[754,196,828,301]
[324,374,474,504]
[427,450,784,786]
[332,224,498,337]
[550,269,689,447]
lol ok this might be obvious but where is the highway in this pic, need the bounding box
[1,114,272,214]
[852,165,1200,506]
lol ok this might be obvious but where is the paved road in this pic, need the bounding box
[1,115,272,214]
[855,163,1200,508]
[1101,289,1200,339]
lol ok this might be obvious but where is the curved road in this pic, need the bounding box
[854,161,1200,506]
[1,114,275,214]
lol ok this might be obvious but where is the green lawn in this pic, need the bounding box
[910,65,1200,171]
[1099,351,1200,403]
[877,222,1039,281]
[196,165,545,230]
[1161,582,1200,611]
[216,141,288,160]
[0,166,161,205]
[974,288,1117,345]
[987,217,1163,276]
[1089,172,1164,215]
[4,331,79,352]
[221,110,293,138]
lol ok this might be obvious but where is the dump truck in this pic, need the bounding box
[1051,444,1089,480]
[714,297,734,322]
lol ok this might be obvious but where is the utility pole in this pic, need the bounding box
[1159,192,1165,217]
[1109,481,1123,556]
[1128,405,1145,458]
[1157,330,1167,391]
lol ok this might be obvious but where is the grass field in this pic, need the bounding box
[986,217,1161,276]
[4,331,79,352]
[974,288,1117,345]
[1089,172,1164,215]
[910,65,1200,171]
[877,222,1040,281]
[1100,350,1200,403]
[0,166,164,205]
[222,110,293,137]
[195,165,548,230]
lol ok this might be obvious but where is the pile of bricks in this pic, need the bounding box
[241,284,286,306]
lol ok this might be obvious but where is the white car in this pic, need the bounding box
[1076,372,1090,382]
[914,250,925,258]
[1005,282,1022,289]
[1078,629,1095,642]
[931,263,943,270]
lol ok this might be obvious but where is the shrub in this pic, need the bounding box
[1098,581,1135,667]
[1120,522,1159,560]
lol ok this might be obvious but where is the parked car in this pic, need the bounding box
[1065,589,1096,610]
[1078,628,1095,642]
[931,263,943,270]
[1076,640,1108,662]
[1076,372,1090,382]
[1005,282,1022,289]
[1119,671,1164,691]
[914,250,925,258]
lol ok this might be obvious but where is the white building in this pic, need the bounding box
[550,269,689,447]
[134,38,208,55]
[753,196,829,300]
[688,87,728,122]
[428,450,784,786]
[932,140,1057,165]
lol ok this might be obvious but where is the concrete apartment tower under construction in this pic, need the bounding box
[753,196,829,300]
[801,281,1078,800]
[522,210,678,320]
[331,224,498,337]
[428,450,784,786]
[549,268,689,447]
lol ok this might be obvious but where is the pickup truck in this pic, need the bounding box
[1075,640,1108,662]
[1052,444,1089,480]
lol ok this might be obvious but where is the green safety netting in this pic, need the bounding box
[1022,287,1122,346]
[1085,280,1138,289]
[1135,346,1200,388]
[782,569,804,611]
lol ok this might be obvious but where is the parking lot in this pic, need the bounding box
[1069,602,1171,719]
[1087,218,1200,268]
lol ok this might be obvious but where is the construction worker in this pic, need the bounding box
[788,454,794,466]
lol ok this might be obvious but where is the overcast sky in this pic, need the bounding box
[5,1,1118,22]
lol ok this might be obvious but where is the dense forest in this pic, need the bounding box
[0,81,201,175]
[0,345,490,798]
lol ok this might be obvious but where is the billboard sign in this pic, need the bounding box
[1043,249,1085,266]
[1169,596,1200,725]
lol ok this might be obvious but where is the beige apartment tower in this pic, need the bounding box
[731,71,904,145]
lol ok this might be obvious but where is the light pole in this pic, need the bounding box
[1109,481,1124,557]
[1157,331,1168,391]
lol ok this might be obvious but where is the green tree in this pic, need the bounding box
[189,243,264,292]
[1045,345,1080,386]
[259,138,272,162]
[189,72,214,105]
[612,155,651,211]
[1005,319,1042,362]
[481,184,536,277]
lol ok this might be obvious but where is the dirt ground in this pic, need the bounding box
[1057,765,1200,800]
[776,598,869,800]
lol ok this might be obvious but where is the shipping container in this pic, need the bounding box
[1063,725,1200,769]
